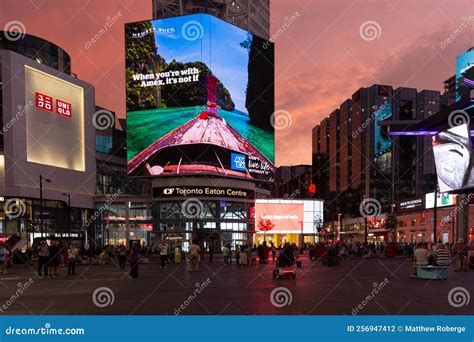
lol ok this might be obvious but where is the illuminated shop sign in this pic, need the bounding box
[398,197,424,212]
[425,192,456,209]
[154,186,254,199]
[231,153,246,172]
[35,92,72,118]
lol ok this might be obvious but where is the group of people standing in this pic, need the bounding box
[36,240,79,278]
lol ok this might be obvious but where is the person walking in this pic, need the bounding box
[49,240,61,277]
[0,245,10,275]
[129,241,141,278]
[208,245,214,263]
[174,244,182,264]
[37,240,50,278]
[453,239,467,272]
[67,244,79,275]
[118,244,127,271]
[258,242,265,264]
[188,241,201,272]
[223,244,229,265]
[159,241,168,269]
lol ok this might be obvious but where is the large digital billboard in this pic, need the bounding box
[432,123,473,193]
[125,14,275,181]
[255,199,323,234]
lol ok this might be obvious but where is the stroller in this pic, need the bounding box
[272,245,297,279]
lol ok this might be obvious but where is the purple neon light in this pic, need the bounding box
[464,77,474,87]
[389,130,474,136]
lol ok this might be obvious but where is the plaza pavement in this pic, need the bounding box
[0,255,472,315]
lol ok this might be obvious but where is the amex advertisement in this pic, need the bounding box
[125,14,275,181]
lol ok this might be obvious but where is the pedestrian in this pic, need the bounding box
[175,244,182,264]
[258,242,265,264]
[49,240,61,277]
[0,244,10,275]
[240,245,248,267]
[129,241,141,278]
[223,245,229,265]
[236,245,241,266]
[37,240,50,278]
[453,239,467,272]
[118,244,127,271]
[67,244,79,275]
[159,241,168,269]
[209,245,214,262]
[188,241,201,272]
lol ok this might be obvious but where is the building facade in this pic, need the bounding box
[152,0,270,39]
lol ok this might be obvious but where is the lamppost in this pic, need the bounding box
[39,175,51,238]
[62,193,71,237]
[337,213,342,242]
[433,185,438,243]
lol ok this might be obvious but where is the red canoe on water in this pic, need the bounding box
[128,75,275,179]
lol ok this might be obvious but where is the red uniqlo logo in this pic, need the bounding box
[56,99,72,118]
[35,92,53,112]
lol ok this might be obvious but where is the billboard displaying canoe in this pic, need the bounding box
[125,13,275,181]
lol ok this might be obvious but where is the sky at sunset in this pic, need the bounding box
[1,0,473,166]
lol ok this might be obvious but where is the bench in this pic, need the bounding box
[416,265,448,279]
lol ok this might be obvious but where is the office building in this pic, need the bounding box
[152,0,270,39]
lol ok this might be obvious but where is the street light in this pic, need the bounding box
[62,193,71,237]
[337,213,342,242]
[39,175,51,238]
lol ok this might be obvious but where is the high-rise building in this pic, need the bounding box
[152,0,270,39]
[339,99,352,193]
[329,109,340,193]
[311,84,441,219]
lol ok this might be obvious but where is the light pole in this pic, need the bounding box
[337,213,342,242]
[39,175,51,238]
[62,193,71,237]
[433,186,438,243]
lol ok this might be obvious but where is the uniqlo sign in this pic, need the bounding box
[56,99,72,117]
[35,92,53,112]
[35,92,72,118]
